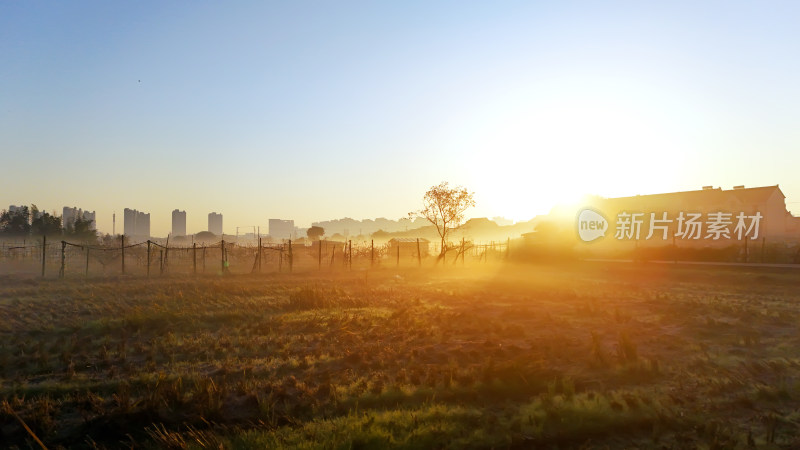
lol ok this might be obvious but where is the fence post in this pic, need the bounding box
[147,240,151,277]
[396,243,400,267]
[330,244,335,268]
[41,235,46,278]
[59,241,66,279]
[288,239,293,273]
[318,239,322,270]
[416,238,421,267]
[348,240,352,270]
[193,243,197,275]
[221,240,225,274]
[85,246,90,277]
[258,238,263,273]
[121,235,125,274]
[371,239,374,268]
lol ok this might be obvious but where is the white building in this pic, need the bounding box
[269,218,295,240]
[123,208,150,238]
[63,206,96,231]
[172,209,187,236]
[208,212,223,236]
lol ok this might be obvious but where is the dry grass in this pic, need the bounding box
[1,262,800,448]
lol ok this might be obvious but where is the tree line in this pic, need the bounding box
[0,205,97,240]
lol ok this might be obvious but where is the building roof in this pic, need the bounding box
[729,185,784,203]
[592,185,785,212]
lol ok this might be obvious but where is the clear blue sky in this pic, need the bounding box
[2,1,800,236]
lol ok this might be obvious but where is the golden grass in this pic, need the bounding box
[0,262,799,448]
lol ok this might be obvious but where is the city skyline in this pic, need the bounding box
[2,2,800,236]
[2,203,466,237]
[4,181,791,237]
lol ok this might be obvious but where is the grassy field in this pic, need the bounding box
[2,262,800,448]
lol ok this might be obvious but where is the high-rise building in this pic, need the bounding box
[138,212,150,237]
[84,210,96,230]
[208,212,223,236]
[172,209,187,236]
[123,208,150,238]
[269,219,295,240]
[123,208,136,236]
[63,207,77,230]
[63,206,97,231]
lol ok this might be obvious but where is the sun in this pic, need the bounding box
[459,89,687,221]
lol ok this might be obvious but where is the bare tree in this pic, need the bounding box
[412,182,475,263]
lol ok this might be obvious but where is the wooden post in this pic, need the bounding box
[193,243,197,275]
[221,240,225,273]
[59,241,66,279]
[85,246,90,277]
[370,239,374,268]
[258,238,263,273]
[318,239,322,270]
[330,244,335,267]
[348,240,352,270]
[288,239,293,273]
[147,240,151,277]
[121,235,125,274]
[416,238,421,267]
[396,243,400,267]
[41,235,46,278]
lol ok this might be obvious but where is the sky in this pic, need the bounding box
[2,1,800,236]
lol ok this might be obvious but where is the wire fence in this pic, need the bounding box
[0,236,511,279]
